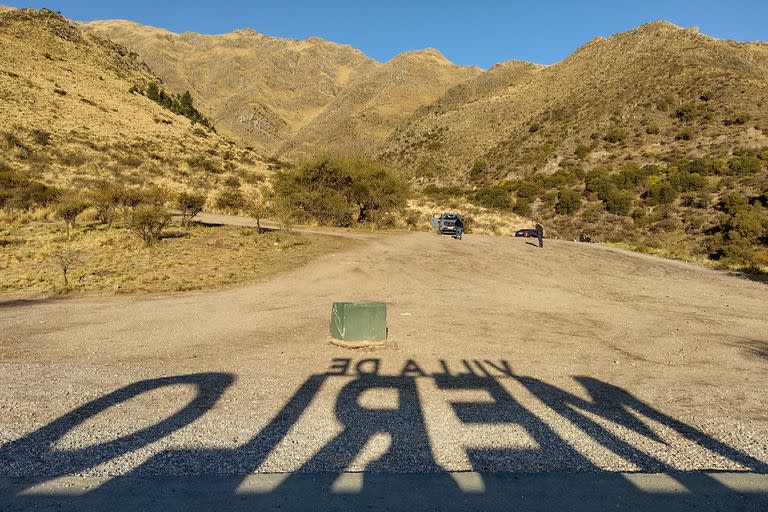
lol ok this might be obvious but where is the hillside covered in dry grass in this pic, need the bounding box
[384,22,768,178]
[1,7,766,272]
[380,22,768,269]
[0,8,270,197]
[82,19,480,157]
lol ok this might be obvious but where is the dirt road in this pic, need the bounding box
[1,229,767,509]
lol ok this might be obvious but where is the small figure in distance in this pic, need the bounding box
[454,215,464,240]
[535,223,544,248]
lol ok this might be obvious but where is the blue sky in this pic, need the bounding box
[6,1,768,68]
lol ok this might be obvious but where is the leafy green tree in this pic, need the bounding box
[55,197,89,238]
[272,157,409,226]
[602,185,633,215]
[91,184,127,226]
[177,192,206,228]
[555,188,582,215]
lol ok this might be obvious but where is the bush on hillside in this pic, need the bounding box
[603,129,628,143]
[555,188,582,215]
[140,84,215,130]
[0,171,59,211]
[55,197,90,237]
[177,192,207,228]
[128,205,170,246]
[645,180,678,205]
[513,197,531,217]
[472,186,512,210]
[214,189,246,213]
[601,185,633,215]
[674,103,698,122]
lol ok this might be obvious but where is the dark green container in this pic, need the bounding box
[330,302,387,342]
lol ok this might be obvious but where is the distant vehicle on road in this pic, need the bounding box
[515,228,540,238]
[431,213,464,239]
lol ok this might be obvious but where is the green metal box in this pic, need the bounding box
[330,302,387,342]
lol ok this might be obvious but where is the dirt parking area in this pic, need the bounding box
[1,230,767,509]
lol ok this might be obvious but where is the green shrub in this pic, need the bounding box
[515,180,541,199]
[214,189,246,213]
[574,144,590,159]
[555,188,582,215]
[645,124,660,135]
[669,171,706,192]
[128,205,170,246]
[0,171,59,210]
[728,154,762,174]
[585,169,612,197]
[645,180,678,205]
[272,156,409,226]
[727,207,766,239]
[632,208,649,227]
[601,185,633,215]
[674,103,699,122]
[91,184,126,226]
[139,84,215,130]
[513,197,531,216]
[472,186,512,210]
[177,192,207,228]
[603,129,628,143]
[55,197,90,237]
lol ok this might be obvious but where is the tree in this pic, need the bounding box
[128,205,169,246]
[146,82,161,102]
[214,189,246,213]
[513,197,531,217]
[91,184,126,227]
[244,190,270,234]
[272,156,409,227]
[52,248,82,289]
[601,186,633,215]
[555,188,582,215]
[55,197,89,238]
[177,192,206,228]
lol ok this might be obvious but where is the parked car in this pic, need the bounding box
[515,228,539,238]
[431,213,464,238]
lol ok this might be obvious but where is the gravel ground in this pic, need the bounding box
[1,230,767,480]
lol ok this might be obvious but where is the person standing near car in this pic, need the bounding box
[535,223,544,248]
[454,216,464,240]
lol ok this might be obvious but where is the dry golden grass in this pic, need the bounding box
[383,22,768,179]
[81,19,480,158]
[0,9,271,197]
[0,219,351,297]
